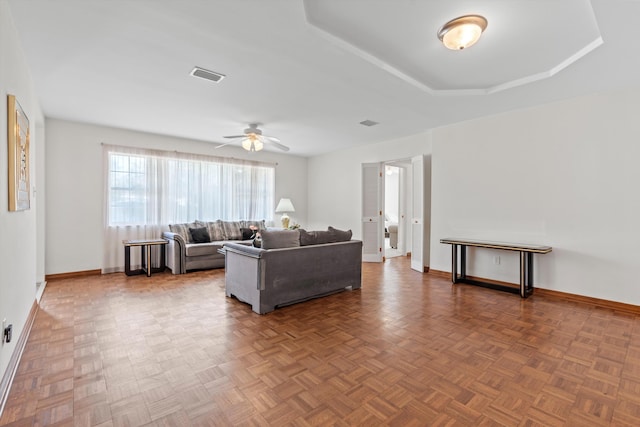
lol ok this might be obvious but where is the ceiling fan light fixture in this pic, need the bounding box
[241,134,264,152]
[438,15,487,50]
[221,124,288,152]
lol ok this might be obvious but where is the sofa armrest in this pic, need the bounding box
[162,231,186,274]
[223,242,264,258]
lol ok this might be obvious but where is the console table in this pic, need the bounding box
[440,238,552,298]
[123,239,168,277]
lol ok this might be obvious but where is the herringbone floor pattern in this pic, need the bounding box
[1,257,639,426]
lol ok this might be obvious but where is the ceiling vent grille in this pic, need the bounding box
[359,119,379,127]
[190,67,226,83]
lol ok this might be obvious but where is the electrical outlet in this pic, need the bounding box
[3,324,11,343]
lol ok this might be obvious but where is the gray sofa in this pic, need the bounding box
[162,219,264,274]
[223,228,362,314]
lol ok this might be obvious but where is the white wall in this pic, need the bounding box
[307,133,431,237]
[45,119,308,275]
[35,124,45,293]
[431,87,640,305]
[0,1,44,386]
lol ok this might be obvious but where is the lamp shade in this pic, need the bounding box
[275,198,295,213]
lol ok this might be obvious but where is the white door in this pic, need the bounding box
[362,162,383,262]
[411,155,424,272]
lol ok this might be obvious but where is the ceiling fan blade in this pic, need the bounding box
[266,139,290,152]
[262,135,281,143]
[215,141,237,149]
[224,135,246,139]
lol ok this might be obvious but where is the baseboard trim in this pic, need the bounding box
[45,269,101,281]
[0,299,39,419]
[429,269,449,279]
[534,288,640,314]
[428,269,640,314]
[35,281,47,304]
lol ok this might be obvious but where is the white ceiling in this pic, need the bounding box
[7,0,640,157]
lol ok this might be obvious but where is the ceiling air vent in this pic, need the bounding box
[190,66,226,83]
[359,119,379,127]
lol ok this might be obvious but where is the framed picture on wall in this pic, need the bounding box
[7,94,30,211]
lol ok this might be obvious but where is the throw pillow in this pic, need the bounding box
[314,230,334,244]
[260,229,301,250]
[328,226,352,242]
[298,229,332,245]
[169,222,198,243]
[298,229,315,246]
[189,227,211,243]
[240,227,256,240]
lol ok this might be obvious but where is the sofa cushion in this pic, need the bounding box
[169,222,199,243]
[198,220,225,241]
[328,226,353,242]
[189,227,211,243]
[185,242,224,257]
[299,229,333,245]
[221,221,243,240]
[298,229,313,246]
[260,229,300,250]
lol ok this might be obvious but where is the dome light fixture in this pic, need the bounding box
[438,15,488,50]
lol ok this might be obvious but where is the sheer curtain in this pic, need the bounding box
[102,144,275,273]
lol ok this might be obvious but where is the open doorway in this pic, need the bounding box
[384,165,402,258]
[383,159,413,261]
[362,156,430,271]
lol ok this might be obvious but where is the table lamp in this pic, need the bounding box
[275,198,295,229]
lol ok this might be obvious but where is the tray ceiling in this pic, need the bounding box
[6,0,640,156]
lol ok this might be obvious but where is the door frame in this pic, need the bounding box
[362,158,428,268]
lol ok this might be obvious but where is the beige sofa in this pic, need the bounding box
[223,228,362,314]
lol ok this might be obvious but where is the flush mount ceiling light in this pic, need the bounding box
[437,15,488,50]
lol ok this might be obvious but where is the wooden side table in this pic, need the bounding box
[440,238,552,298]
[123,239,168,277]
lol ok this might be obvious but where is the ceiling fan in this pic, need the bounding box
[217,123,290,152]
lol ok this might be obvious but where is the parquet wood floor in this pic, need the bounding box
[1,256,639,426]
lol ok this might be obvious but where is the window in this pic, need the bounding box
[106,146,275,226]
[109,154,147,225]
